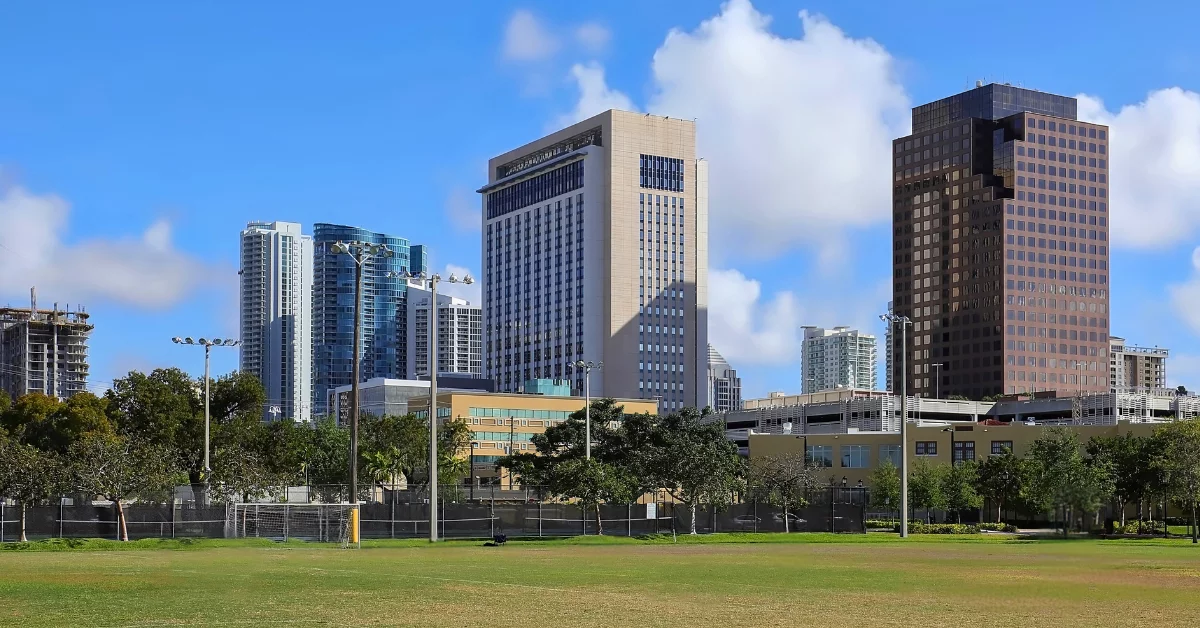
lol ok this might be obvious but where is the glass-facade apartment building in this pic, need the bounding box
[311,223,427,416]
[891,83,1111,399]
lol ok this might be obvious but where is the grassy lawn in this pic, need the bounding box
[1,534,1199,627]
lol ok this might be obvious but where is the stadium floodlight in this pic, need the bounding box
[880,311,913,539]
[332,240,396,547]
[571,361,603,459]
[173,334,241,503]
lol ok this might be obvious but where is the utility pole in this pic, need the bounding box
[508,415,515,489]
[880,311,912,538]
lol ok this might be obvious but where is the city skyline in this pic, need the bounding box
[4,1,1200,401]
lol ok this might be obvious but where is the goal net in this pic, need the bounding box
[225,503,355,546]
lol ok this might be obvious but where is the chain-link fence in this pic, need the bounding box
[1,487,866,541]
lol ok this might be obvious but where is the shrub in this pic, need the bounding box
[894,522,980,534]
[1114,520,1166,535]
[865,519,898,529]
[977,522,1019,533]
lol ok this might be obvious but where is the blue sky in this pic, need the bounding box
[3,0,1200,400]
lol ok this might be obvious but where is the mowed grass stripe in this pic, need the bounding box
[0,537,1198,627]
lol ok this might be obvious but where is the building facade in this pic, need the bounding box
[404,282,483,378]
[801,327,877,393]
[891,83,1111,399]
[0,292,91,401]
[239,221,313,422]
[1109,336,1168,392]
[311,223,427,416]
[706,344,742,412]
[478,110,709,411]
[410,391,658,486]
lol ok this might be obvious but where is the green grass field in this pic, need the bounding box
[2,534,1199,627]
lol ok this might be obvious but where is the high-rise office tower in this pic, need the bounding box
[478,110,709,410]
[311,223,427,416]
[891,83,1110,399]
[405,281,483,378]
[239,221,313,421]
[0,290,92,401]
[706,344,742,412]
[801,326,878,393]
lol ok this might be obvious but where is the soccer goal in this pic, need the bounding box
[225,503,356,546]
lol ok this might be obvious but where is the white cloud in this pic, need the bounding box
[709,268,801,365]
[1078,88,1200,249]
[555,0,909,259]
[502,10,560,62]
[575,22,611,53]
[437,264,483,305]
[1169,353,1200,392]
[554,62,637,129]
[1169,246,1200,335]
[0,182,216,309]
[444,185,480,232]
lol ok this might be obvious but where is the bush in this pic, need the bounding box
[865,519,898,529]
[977,522,1019,533]
[894,522,980,534]
[1114,520,1166,535]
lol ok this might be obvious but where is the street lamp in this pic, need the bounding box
[329,240,394,545]
[171,336,240,501]
[880,311,913,538]
[397,269,474,543]
[572,360,603,459]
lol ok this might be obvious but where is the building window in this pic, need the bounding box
[915,441,937,456]
[990,440,1014,455]
[841,445,869,468]
[879,444,901,467]
[953,440,976,463]
[806,444,833,468]
[639,154,684,192]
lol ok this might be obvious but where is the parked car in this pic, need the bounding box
[732,514,762,528]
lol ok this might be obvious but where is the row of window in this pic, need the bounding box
[486,160,584,220]
[803,441,1015,468]
[1027,117,1104,139]
[639,154,684,192]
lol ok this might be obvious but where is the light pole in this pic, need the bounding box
[573,360,602,459]
[932,363,944,399]
[880,311,913,538]
[171,336,239,502]
[398,270,473,542]
[330,240,394,545]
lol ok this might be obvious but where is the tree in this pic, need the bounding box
[749,453,819,532]
[868,459,901,519]
[1087,433,1152,526]
[908,458,946,523]
[69,434,179,541]
[437,417,473,491]
[653,409,744,535]
[359,413,426,494]
[941,460,982,523]
[552,457,636,535]
[495,398,626,494]
[1155,420,1200,543]
[975,447,1028,523]
[0,436,67,541]
[1028,427,1110,536]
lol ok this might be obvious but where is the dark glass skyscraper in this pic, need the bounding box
[311,223,427,416]
[891,83,1111,399]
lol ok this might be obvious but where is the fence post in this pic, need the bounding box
[1,500,4,544]
[59,497,64,539]
[753,500,758,533]
[628,504,632,537]
[255,505,260,537]
[283,505,289,542]
[538,501,543,538]
[391,499,396,540]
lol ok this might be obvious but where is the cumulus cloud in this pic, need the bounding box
[556,0,909,258]
[575,22,611,53]
[1078,88,1200,249]
[444,185,481,232]
[0,182,216,309]
[1169,246,1200,335]
[554,62,637,129]
[437,264,483,305]
[502,10,559,62]
[709,268,802,365]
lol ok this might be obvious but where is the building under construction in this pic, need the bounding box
[0,289,93,401]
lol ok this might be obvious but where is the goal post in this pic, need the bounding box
[225,503,355,547]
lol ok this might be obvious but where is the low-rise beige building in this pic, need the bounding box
[411,391,657,486]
